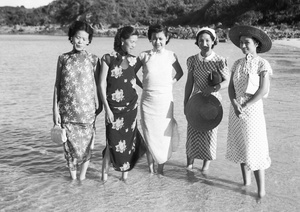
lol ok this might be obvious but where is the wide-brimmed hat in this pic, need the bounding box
[185,93,223,132]
[229,25,272,53]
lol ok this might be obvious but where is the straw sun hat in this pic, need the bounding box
[229,25,272,53]
[185,93,223,132]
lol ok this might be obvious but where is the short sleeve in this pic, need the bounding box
[57,55,64,69]
[186,56,194,74]
[138,52,147,62]
[230,59,240,74]
[218,57,230,79]
[259,59,273,76]
[101,54,111,66]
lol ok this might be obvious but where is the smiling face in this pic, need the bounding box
[121,35,138,54]
[150,31,168,52]
[197,32,214,56]
[72,30,89,51]
[239,36,259,55]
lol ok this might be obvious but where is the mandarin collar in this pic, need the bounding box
[198,51,215,62]
[150,48,165,55]
[72,48,87,54]
[245,53,258,61]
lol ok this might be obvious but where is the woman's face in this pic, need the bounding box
[150,31,168,52]
[239,36,258,55]
[197,32,214,55]
[121,35,138,54]
[72,30,89,51]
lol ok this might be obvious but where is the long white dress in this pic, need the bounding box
[139,49,180,164]
[226,54,272,171]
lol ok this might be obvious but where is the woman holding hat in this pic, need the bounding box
[184,27,229,172]
[226,25,272,198]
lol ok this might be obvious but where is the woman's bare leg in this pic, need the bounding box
[157,163,165,175]
[186,156,194,170]
[146,150,155,174]
[121,171,128,181]
[202,160,211,171]
[101,147,110,181]
[79,160,90,180]
[241,163,251,186]
[254,169,266,198]
[69,169,77,180]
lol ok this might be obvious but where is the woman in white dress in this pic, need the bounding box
[135,24,183,175]
[226,25,272,198]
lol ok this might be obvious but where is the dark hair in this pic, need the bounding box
[195,30,218,49]
[252,36,262,53]
[147,24,171,44]
[68,21,94,44]
[114,26,139,52]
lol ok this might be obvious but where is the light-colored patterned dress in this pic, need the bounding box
[58,49,99,170]
[102,51,146,172]
[226,54,272,171]
[139,49,180,164]
[186,51,229,160]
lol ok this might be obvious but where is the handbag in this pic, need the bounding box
[208,69,223,86]
[50,125,67,144]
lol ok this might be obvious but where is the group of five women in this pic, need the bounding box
[53,21,272,198]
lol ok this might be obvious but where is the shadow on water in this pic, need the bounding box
[136,160,258,199]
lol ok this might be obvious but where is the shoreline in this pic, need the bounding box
[2,24,300,41]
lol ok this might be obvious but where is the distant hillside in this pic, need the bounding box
[0,0,299,28]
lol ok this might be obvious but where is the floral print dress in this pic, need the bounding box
[58,49,99,170]
[102,51,146,172]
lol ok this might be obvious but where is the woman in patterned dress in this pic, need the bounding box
[135,24,184,175]
[184,27,229,172]
[226,26,272,198]
[99,26,146,182]
[53,21,102,180]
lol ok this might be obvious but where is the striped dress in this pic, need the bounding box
[186,52,229,160]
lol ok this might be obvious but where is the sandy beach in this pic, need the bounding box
[0,35,300,212]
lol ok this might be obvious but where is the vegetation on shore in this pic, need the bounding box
[0,0,299,40]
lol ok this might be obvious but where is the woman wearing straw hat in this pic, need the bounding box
[226,25,272,198]
[184,27,229,172]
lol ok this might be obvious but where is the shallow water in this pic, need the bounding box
[0,35,300,212]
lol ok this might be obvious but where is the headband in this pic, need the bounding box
[196,27,217,41]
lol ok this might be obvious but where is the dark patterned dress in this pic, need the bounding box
[186,52,229,160]
[102,51,146,172]
[57,49,99,170]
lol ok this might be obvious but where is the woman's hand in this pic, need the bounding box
[105,108,114,124]
[202,86,215,96]
[232,100,243,117]
[53,110,61,125]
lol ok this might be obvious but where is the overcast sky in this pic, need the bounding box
[0,0,54,8]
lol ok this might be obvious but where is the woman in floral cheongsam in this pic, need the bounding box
[53,21,102,180]
[99,26,146,182]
